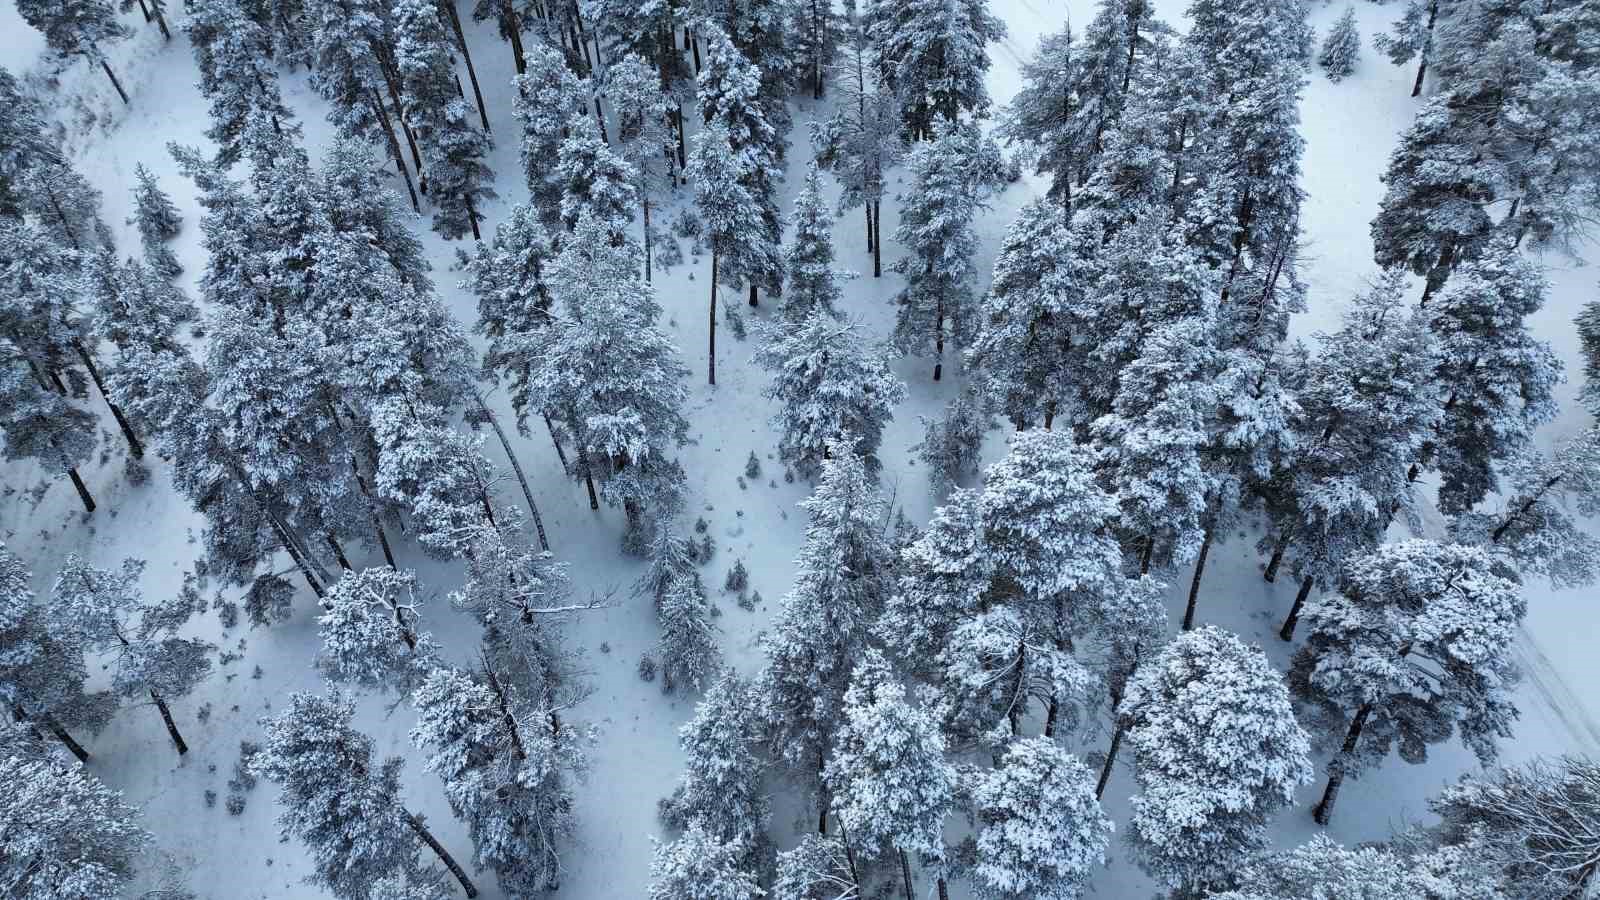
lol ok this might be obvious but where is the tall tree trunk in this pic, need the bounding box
[67,467,96,513]
[1183,524,1214,630]
[708,251,718,385]
[376,47,425,176]
[136,0,151,21]
[1138,534,1155,576]
[541,412,570,472]
[467,196,482,241]
[370,89,420,211]
[643,198,653,282]
[151,691,188,754]
[865,202,874,253]
[674,102,687,172]
[327,535,353,571]
[505,0,526,74]
[1095,721,1124,799]
[937,877,950,900]
[47,717,91,763]
[1411,0,1437,97]
[872,199,882,277]
[100,59,130,105]
[1313,704,1372,825]
[1280,575,1314,641]
[1263,531,1290,582]
[933,296,944,382]
[153,5,172,40]
[839,820,863,890]
[74,341,143,458]
[442,0,491,132]
[476,395,550,551]
[899,849,915,900]
[406,813,479,897]
[576,448,600,511]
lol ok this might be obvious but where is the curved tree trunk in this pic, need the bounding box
[406,812,478,897]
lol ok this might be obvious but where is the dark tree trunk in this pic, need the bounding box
[1314,704,1372,825]
[153,5,171,39]
[1263,531,1290,582]
[75,341,143,458]
[899,849,915,900]
[68,467,96,513]
[749,282,758,307]
[1096,721,1124,799]
[937,877,950,900]
[643,198,653,282]
[373,513,397,568]
[1411,1,1436,97]
[483,663,528,760]
[371,89,420,211]
[933,298,944,382]
[708,251,718,385]
[407,813,479,897]
[476,396,549,551]
[327,535,353,571]
[577,448,600,511]
[100,59,130,105]
[48,717,91,763]
[376,48,425,176]
[865,202,874,253]
[1183,524,1214,630]
[151,691,188,754]
[136,0,151,21]
[674,102,687,171]
[872,200,882,277]
[468,196,482,241]
[1139,534,1155,576]
[542,412,570,472]
[839,820,863,890]
[1280,575,1314,641]
[442,0,491,132]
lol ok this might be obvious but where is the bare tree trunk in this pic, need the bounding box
[75,341,143,458]
[749,282,758,307]
[1313,704,1371,825]
[151,691,188,754]
[371,89,420,211]
[327,535,353,571]
[576,448,600,511]
[475,395,550,551]
[933,297,944,382]
[441,0,491,131]
[708,251,718,385]
[505,0,526,74]
[1263,531,1290,582]
[406,813,479,897]
[865,202,874,253]
[643,197,653,282]
[100,59,129,105]
[872,199,882,277]
[541,412,570,472]
[153,4,172,39]
[1183,524,1213,631]
[899,849,915,900]
[136,0,151,21]
[67,467,96,513]
[1279,575,1314,641]
[1096,721,1124,799]
[468,196,482,241]
[1411,0,1436,97]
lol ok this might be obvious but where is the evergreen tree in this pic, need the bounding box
[1120,626,1312,894]
[317,566,441,694]
[254,690,478,899]
[1374,0,1442,96]
[997,21,1091,209]
[870,0,1006,139]
[15,156,107,251]
[1318,7,1361,81]
[1211,833,1499,900]
[513,42,589,230]
[0,723,151,900]
[0,543,115,763]
[51,555,212,755]
[1289,539,1525,825]
[557,115,638,235]
[0,344,98,513]
[604,53,676,281]
[128,164,183,277]
[16,0,132,103]
[916,384,995,490]
[656,572,720,692]
[0,67,61,220]
[648,823,766,900]
[754,313,905,480]
[782,165,853,323]
[521,211,689,526]
[773,833,859,899]
[1070,0,1161,182]
[185,0,299,167]
[660,669,768,851]
[411,663,586,894]
[464,201,556,428]
[757,449,895,822]
[890,117,1002,381]
[393,0,495,240]
[794,0,842,98]
[962,737,1112,900]
[687,121,762,385]
[1419,238,1561,516]
[319,137,432,290]
[369,870,453,900]
[1431,755,1600,900]
[825,649,956,900]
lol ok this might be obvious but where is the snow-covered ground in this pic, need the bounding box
[1,0,1595,896]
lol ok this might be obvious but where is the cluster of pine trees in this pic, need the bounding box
[4,0,1600,896]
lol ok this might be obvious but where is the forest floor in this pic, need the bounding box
[0,0,1596,897]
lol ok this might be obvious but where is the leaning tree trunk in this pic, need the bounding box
[152,3,172,39]
[576,447,600,511]
[440,0,491,131]
[708,251,718,386]
[504,0,526,74]
[1183,523,1215,631]
[1411,0,1437,97]
[1095,721,1125,799]
[99,58,130,105]
[1313,704,1372,825]
[150,690,188,754]
[541,412,570,472]
[406,812,479,897]
[1263,530,1290,582]
[370,88,420,210]
[475,395,550,551]
[67,466,96,513]
[75,342,142,458]
[898,849,915,900]
[1280,575,1315,641]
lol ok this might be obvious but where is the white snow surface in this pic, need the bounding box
[1,0,1596,897]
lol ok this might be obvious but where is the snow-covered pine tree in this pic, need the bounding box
[319,137,432,290]
[16,0,132,103]
[757,448,894,825]
[369,869,453,900]
[891,117,1002,381]
[523,210,689,530]
[14,154,108,252]
[966,199,1074,430]
[648,823,766,900]
[660,669,768,854]
[1120,626,1312,894]
[1210,833,1499,900]
[916,383,995,490]
[1415,237,1561,516]
[604,53,676,280]
[878,487,990,669]
[411,664,586,894]
[0,722,151,900]
[997,21,1092,210]
[393,0,495,240]
[51,555,212,755]
[1260,269,1442,640]
[1374,0,1441,96]
[962,737,1112,900]
[1067,0,1161,183]
[0,68,62,220]
[782,165,853,323]
[185,0,300,168]
[793,0,842,98]
[303,0,397,144]
[317,566,441,694]
[0,340,99,512]
[811,0,900,278]
[464,201,556,422]
[371,408,502,555]
[1289,539,1525,825]
[696,22,785,307]
[254,690,478,899]
[557,114,638,235]
[656,572,720,693]
[869,0,1006,139]
[0,543,115,763]
[688,121,763,385]
[1318,7,1362,81]
[513,41,589,230]
[754,313,905,480]
[825,648,956,900]
[774,833,859,899]
[1452,426,1600,588]
[127,164,183,277]
[1431,755,1600,900]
